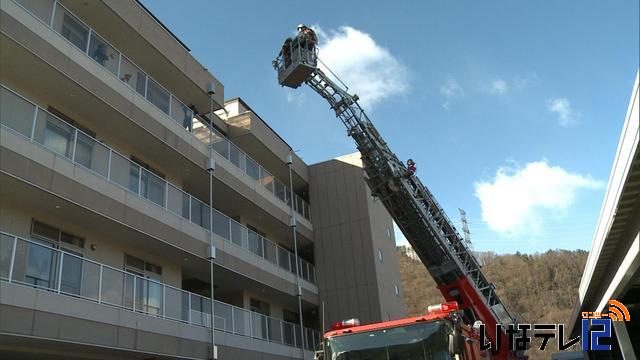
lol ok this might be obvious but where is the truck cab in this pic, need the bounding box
[316,302,487,360]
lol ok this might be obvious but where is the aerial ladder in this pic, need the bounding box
[274,37,523,359]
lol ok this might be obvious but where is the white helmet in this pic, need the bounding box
[297,23,306,30]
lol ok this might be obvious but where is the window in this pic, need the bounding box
[250,298,270,316]
[32,220,85,250]
[378,249,383,263]
[124,254,163,316]
[124,254,162,278]
[29,220,84,293]
[394,285,400,297]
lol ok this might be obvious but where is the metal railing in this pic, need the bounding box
[192,114,311,221]
[0,231,321,350]
[0,85,316,284]
[12,0,312,222]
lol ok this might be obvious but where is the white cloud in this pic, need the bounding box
[315,26,409,110]
[490,79,508,95]
[440,77,463,109]
[286,90,306,106]
[547,97,579,127]
[474,161,604,236]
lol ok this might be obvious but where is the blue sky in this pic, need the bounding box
[142,0,639,254]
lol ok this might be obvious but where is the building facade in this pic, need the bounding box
[0,0,404,359]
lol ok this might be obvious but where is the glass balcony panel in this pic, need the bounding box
[247,231,263,257]
[232,307,251,336]
[0,234,15,280]
[33,110,74,158]
[11,238,58,290]
[214,301,233,332]
[259,167,274,194]
[88,32,119,75]
[283,322,295,346]
[211,138,229,159]
[245,157,260,181]
[135,277,163,316]
[167,185,189,219]
[305,328,314,350]
[74,132,110,177]
[190,198,211,230]
[296,195,304,215]
[289,253,297,275]
[0,86,36,137]
[309,264,316,284]
[190,295,212,327]
[251,312,268,340]
[62,254,100,300]
[101,266,129,307]
[268,317,283,343]
[300,260,309,282]
[273,179,286,202]
[109,152,140,193]
[146,78,170,115]
[294,324,302,347]
[164,286,189,322]
[212,210,230,240]
[278,247,290,272]
[264,240,277,265]
[118,56,146,96]
[15,0,55,24]
[140,168,166,207]
[229,143,243,170]
[171,96,193,131]
[229,220,246,247]
[52,4,89,51]
[304,202,311,220]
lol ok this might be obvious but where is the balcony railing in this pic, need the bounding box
[12,0,194,131]
[0,231,322,351]
[11,0,312,222]
[0,85,316,284]
[193,116,311,221]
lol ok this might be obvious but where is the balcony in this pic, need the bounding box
[0,84,316,285]
[6,0,312,225]
[194,117,311,221]
[0,231,322,351]
[9,0,198,132]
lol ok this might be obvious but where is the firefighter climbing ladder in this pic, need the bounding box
[274,42,517,352]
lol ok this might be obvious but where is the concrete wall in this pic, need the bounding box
[309,153,405,328]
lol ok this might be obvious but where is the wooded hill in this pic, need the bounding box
[397,247,589,359]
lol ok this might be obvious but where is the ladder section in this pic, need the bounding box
[305,68,515,327]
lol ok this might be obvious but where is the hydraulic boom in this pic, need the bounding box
[274,40,521,359]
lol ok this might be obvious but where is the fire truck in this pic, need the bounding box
[273,36,526,360]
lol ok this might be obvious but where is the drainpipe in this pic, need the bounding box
[207,86,217,360]
[287,154,306,360]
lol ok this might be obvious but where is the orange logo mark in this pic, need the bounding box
[605,300,630,322]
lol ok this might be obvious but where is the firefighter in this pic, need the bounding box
[297,24,318,50]
[279,37,293,68]
[406,159,416,176]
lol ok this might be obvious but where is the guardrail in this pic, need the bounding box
[0,85,315,284]
[0,231,321,351]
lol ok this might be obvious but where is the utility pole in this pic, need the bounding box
[207,85,218,360]
[287,154,306,360]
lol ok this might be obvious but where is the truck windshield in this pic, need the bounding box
[325,320,452,360]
